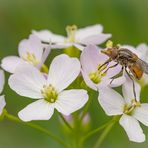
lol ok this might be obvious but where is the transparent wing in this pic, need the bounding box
[137,59,148,74]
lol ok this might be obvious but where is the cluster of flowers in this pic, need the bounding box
[1,24,148,143]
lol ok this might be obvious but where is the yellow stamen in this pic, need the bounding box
[22,52,39,65]
[89,64,107,84]
[106,40,113,48]
[41,84,58,103]
[123,99,141,115]
[66,25,77,43]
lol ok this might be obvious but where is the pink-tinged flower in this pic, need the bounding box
[121,44,148,85]
[8,54,88,121]
[1,35,51,73]
[32,24,111,51]
[80,45,125,91]
[0,70,6,115]
[99,76,148,143]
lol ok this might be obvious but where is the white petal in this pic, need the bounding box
[109,75,126,87]
[32,30,66,43]
[18,35,43,62]
[76,24,103,40]
[55,89,88,115]
[18,99,54,121]
[9,64,46,99]
[98,87,125,116]
[0,70,5,93]
[81,70,97,91]
[78,34,111,45]
[48,54,80,92]
[133,103,148,126]
[119,114,145,143]
[1,56,24,73]
[80,44,107,74]
[143,74,148,85]
[0,95,6,115]
[37,46,51,69]
[136,43,148,61]
[122,75,141,103]
[74,43,85,51]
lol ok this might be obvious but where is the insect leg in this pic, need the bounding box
[104,63,119,73]
[110,66,124,84]
[98,58,111,71]
[125,68,137,101]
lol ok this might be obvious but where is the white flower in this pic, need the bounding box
[99,76,148,143]
[8,54,88,121]
[32,24,111,51]
[121,44,148,85]
[0,70,6,115]
[80,44,125,91]
[1,35,51,73]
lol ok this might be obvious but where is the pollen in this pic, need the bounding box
[89,64,107,84]
[66,25,77,43]
[22,52,40,65]
[106,40,113,48]
[41,84,58,103]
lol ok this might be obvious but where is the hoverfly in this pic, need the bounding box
[100,41,148,100]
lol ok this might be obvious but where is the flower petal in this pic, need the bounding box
[81,70,97,91]
[133,103,148,126]
[18,35,43,62]
[119,114,145,143]
[32,30,66,43]
[80,44,107,74]
[47,54,80,92]
[9,64,46,99]
[1,56,24,73]
[37,46,51,69]
[136,43,148,61]
[55,89,88,115]
[74,43,85,51]
[18,99,54,121]
[76,24,103,40]
[98,87,125,116]
[109,75,126,87]
[122,75,141,103]
[78,34,111,45]
[0,95,6,115]
[0,70,5,93]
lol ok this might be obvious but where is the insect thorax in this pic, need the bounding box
[115,48,137,66]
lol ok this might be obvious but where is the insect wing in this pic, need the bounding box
[137,59,148,74]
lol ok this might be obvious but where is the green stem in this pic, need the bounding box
[59,113,73,131]
[5,112,67,147]
[94,116,119,148]
[81,118,113,143]
[79,96,92,122]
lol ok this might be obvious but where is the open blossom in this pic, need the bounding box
[32,24,111,51]
[8,54,88,121]
[80,44,125,91]
[121,43,148,85]
[1,35,50,73]
[0,70,6,115]
[99,76,148,143]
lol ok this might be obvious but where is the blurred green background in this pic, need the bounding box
[1,0,148,147]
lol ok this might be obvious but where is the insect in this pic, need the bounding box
[100,41,148,100]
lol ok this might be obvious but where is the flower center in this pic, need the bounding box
[41,84,58,103]
[123,99,141,115]
[89,64,107,84]
[22,52,40,65]
[66,25,77,43]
